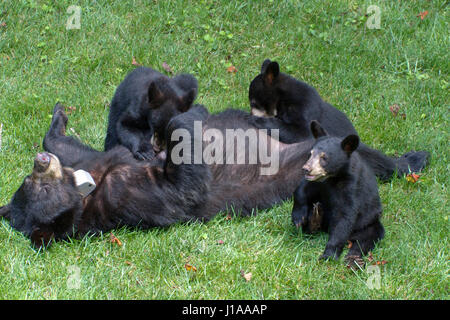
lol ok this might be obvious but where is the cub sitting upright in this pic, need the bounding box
[104,66,198,160]
[292,120,384,267]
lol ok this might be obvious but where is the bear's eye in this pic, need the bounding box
[320,153,328,162]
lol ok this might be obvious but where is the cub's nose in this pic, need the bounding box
[302,163,311,174]
[34,152,51,172]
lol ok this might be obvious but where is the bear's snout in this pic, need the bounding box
[34,152,51,172]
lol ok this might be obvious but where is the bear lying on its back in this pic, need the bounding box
[104,66,198,160]
[0,104,314,248]
[292,121,384,268]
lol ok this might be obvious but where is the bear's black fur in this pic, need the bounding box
[104,66,198,160]
[1,104,314,247]
[292,121,384,267]
[248,59,430,181]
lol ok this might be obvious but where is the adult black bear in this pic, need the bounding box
[248,59,429,181]
[292,121,384,268]
[104,66,198,160]
[1,104,314,247]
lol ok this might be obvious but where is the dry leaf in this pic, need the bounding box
[389,104,400,117]
[184,263,197,272]
[381,260,388,265]
[162,62,173,74]
[225,214,232,221]
[240,269,252,282]
[66,106,76,115]
[367,252,374,262]
[406,173,420,183]
[417,11,429,20]
[132,57,141,66]
[109,232,122,246]
[347,240,353,249]
[217,240,224,245]
[227,65,237,73]
[0,22,6,28]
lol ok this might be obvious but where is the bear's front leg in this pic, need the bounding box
[291,179,311,229]
[320,208,356,261]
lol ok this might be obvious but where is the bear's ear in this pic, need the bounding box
[179,88,197,112]
[148,82,164,104]
[30,227,54,248]
[0,204,10,220]
[263,61,279,85]
[310,120,328,139]
[341,135,359,155]
[261,59,272,73]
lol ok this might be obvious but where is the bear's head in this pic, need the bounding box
[302,120,359,181]
[147,74,198,151]
[0,152,83,248]
[249,59,281,118]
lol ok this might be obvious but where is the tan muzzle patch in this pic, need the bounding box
[303,150,327,181]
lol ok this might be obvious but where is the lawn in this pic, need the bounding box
[0,0,448,299]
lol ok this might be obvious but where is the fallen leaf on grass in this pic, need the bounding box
[417,11,429,20]
[226,65,237,73]
[389,104,400,117]
[132,57,141,66]
[162,62,173,74]
[240,269,252,282]
[110,232,122,246]
[0,22,6,28]
[347,240,353,249]
[217,240,224,245]
[66,106,76,115]
[184,263,197,272]
[406,173,420,183]
[367,252,374,262]
[225,214,232,221]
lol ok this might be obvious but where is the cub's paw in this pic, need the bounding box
[319,247,340,261]
[292,207,309,230]
[345,255,365,270]
[403,151,430,172]
[52,103,68,125]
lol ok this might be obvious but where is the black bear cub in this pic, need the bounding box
[104,66,198,160]
[248,59,430,181]
[292,120,384,267]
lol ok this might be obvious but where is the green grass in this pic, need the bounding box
[0,0,448,299]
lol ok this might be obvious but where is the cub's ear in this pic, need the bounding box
[341,135,359,154]
[310,120,328,139]
[30,227,54,248]
[261,59,272,73]
[0,204,10,220]
[148,82,164,104]
[179,88,197,112]
[263,61,279,85]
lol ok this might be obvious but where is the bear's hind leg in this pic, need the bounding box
[43,103,100,167]
[345,221,385,268]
